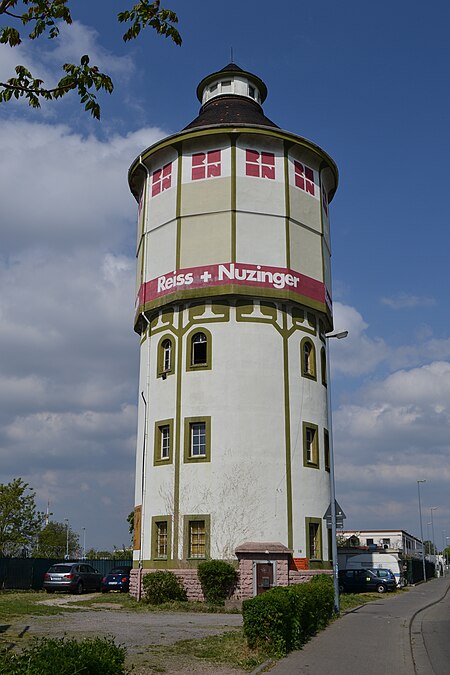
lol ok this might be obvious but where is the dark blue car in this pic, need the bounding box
[101,566,132,593]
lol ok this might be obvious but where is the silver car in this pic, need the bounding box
[43,562,102,594]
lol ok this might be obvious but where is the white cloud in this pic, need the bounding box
[0,118,164,549]
[333,361,450,534]
[381,292,436,309]
[330,302,388,375]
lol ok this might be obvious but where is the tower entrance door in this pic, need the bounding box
[255,563,274,595]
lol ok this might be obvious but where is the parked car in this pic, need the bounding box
[101,566,132,593]
[43,562,102,594]
[338,568,397,594]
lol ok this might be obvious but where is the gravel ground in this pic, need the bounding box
[8,594,247,674]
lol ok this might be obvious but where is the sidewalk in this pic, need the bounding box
[268,577,450,675]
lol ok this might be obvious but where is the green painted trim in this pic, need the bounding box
[303,422,320,469]
[135,285,328,327]
[173,314,184,559]
[156,334,176,378]
[282,310,293,550]
[305,516,323,561]
[187,303,230,325]
[284,143,291,269]
[185,326,213,372]
[231,137,237,262]
[151,515,173,561]
[324,429,330,472]
[175,149,183,270]
[182,514,211,560]
[129,127,338,201]
[153,419,174,466]
[300,336,317,381]
[183,416,211,463]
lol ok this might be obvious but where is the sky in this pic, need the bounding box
[1,0,449,553]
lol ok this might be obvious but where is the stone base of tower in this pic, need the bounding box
[130,542,332,601]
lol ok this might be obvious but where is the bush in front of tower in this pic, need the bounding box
[142,570,187,605]
[197,560,238,605]
[242,574,334,657]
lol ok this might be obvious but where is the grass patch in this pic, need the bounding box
[75,594,240,613]
[0,591,79,621]
[143,629,266,673]
[340,588,404,612]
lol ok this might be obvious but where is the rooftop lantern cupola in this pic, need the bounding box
[197,63,267,105]
[184,63,277,130]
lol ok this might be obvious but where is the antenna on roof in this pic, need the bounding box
[230,46,234,63]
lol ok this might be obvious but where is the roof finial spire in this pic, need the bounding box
[230,46,234,63]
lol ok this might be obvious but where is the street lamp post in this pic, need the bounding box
[82,527,86,559]
[64,518,69,559]
[417,480,426,582]
[325,329,348,615]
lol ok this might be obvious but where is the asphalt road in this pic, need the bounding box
[269,576,450,675]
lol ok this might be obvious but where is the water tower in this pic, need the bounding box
[128,63,338,572]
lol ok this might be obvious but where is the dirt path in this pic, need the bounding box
[6,595,246,674]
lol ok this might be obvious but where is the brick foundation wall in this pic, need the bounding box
[130,565,332,601]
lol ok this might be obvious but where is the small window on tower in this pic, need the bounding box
[186,328,212,371]
[303,422,319,468]
[248,85,255,98]
[221,80,232,92]
[209,83,218,93]
[301,338,316,380]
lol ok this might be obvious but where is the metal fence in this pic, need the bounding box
[0,558,133,590]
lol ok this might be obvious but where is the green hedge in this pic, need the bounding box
[142,570,187,604]
[242,575,334,657]
[197,560,238,604]
[0,636,127,675]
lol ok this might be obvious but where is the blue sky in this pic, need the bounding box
[1,0,449,552]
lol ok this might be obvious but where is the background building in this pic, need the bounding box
[128,64,338,571]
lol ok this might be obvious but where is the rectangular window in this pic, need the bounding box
[191,422,206,456]
[160,425,170,459]
[184,417,211,463]
[366,538,374,546]
[189,520,206,558]
[245,149,275,179]
[151,162,172,197]
[191,150,221,180]
[303,422,319,468]
[154,419,173,465]
[156,521,168,558]
[307,521,322,560]
[151,516,171,560]
[294,160,315,196]
[324,430,330,472]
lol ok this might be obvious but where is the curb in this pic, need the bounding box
[409,578,450,674]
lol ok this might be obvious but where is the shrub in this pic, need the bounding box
[0,636,127,675]
[142,570,187,604]
[242,574,334,658]
[197,559,238,604]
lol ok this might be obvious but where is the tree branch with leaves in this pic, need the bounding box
[0,0,181,118]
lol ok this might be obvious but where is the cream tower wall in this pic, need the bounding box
[130,104,338,567]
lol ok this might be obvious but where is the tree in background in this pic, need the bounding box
[0,0,181,118]
[34,520,79,558]
[0,478,45,556]
[424,540,437,556]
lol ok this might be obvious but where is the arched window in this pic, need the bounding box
[186,328,212,371]
[162,339,172,372]
[191,332,207,366]
[157,335,175,378]
[301,338,316,380]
